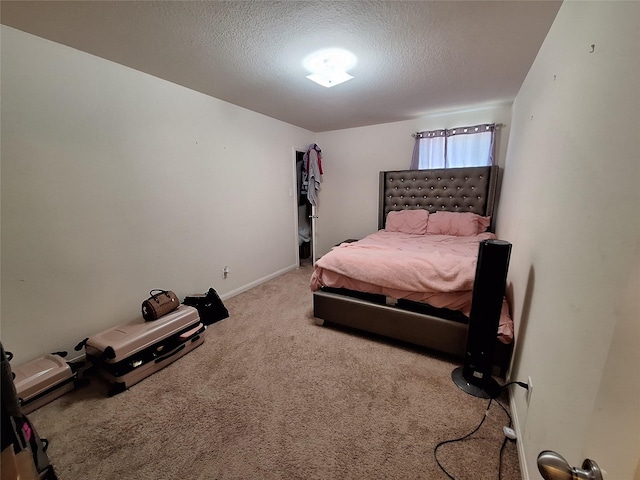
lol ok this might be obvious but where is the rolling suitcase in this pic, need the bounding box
[85,305,205,396]
[12,353,77,414]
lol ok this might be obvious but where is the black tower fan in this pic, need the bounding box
[452,239,512,399]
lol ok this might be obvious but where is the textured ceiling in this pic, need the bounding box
[1,1,562,132]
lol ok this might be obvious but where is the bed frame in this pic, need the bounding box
[313,166,512,375]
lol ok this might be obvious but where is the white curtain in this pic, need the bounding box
[411,124,495,169]
[410,129,446,170]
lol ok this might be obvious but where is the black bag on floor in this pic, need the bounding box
[183,288,229,326]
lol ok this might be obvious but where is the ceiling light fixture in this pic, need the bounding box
[303,48,357,88]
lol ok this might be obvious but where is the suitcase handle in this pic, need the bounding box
[154,344,185,364]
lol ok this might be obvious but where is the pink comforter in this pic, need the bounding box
[310,231,513,343]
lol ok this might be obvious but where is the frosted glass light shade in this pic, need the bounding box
[306,70,354,88]
[303,48,356,88]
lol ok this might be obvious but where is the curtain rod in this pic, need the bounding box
[411,123,505,138]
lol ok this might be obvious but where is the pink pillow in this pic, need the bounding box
[385,210,430,234]
[426,211,491,236]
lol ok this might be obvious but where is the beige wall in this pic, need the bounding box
[314,104,513,256]
[1,27,314,363]
[497,2,639,478]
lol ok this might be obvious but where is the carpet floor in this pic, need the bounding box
[29,263,521,479]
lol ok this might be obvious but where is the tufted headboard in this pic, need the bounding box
[378,166,499,231]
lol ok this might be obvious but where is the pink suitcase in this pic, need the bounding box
[12,353,76,414]
[85,305,205,395]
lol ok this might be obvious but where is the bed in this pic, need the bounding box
[311,166,513,375]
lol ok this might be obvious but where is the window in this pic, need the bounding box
[410,123,495,170]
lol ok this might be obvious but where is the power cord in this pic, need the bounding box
[433,380,528,480]
[434,399,494,479]
[501,380,529,391]
[496,380,528,480]
[494,398,512,480]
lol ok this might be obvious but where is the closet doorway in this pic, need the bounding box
[295,149,314,267]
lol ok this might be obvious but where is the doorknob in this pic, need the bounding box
[537,450,603,480]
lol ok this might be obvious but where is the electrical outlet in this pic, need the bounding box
[222,266,229,279]
[526,376,533,405]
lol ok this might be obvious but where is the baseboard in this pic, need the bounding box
[510,385,530,480]
[219,264,299,301]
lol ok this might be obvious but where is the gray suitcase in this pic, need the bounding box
[85,305,205,395]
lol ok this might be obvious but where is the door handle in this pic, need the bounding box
[537,450,603,480]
